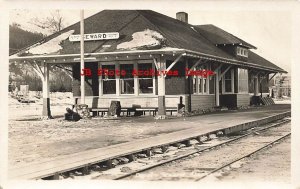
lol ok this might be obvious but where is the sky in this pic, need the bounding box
[9,9,291,74]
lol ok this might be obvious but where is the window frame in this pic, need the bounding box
[100,61,156,96]
[137,62,155,95]
[100,63,117,96]
[222,68,235,94]
[236,46,249,58]
[192,64,211,95]
[237,68,249,94]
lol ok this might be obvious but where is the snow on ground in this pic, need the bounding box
[8,92,192,167]
[274,97,291,104]
[117,29,166,50]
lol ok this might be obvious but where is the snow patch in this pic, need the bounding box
[117,29,166,50]
[27,30,74,55]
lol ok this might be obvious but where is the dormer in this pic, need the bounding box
[235,45,249,59]
[194,24,257,60]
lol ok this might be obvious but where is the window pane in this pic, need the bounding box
[225,70,231,79]
[102,65,115,79]
[120,64,134,78]
[120,79,134,94]
[203,78,207,93]
[193,77,197,94]
[138,63,153,78]
[139,78,153,94]
[103,80,116,94]
[209,77,215,94]
[238,68,249,93]
[225,80,232,92]
[199,78,203,93]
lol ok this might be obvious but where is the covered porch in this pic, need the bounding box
[9,48,282,119]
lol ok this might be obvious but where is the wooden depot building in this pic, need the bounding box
[9,10,287,118]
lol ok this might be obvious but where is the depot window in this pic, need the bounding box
[138,63,153,94]
[102,64,116,94]
[222,68,234,93]
[237,68,249,93]
[237,46,248,57]
[192,64,211,95]
[120,63,134,94]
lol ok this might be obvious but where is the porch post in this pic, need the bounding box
[98,62,103,96]
[116,62,120,96]
[134,62,139,96]
[42,62,52,118]
[157,56,166,118]
[254,76,259,96]
[215,69,220,106]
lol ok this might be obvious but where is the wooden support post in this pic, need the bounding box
[215,69,220,106]
[134,62,139,96]
[254,76,259,96]
[187,58,192,112]
[116,62,120,96]
[231,69,235,93]
[98,62,103,96]
[152,62,156,95]
[42,62,52,118]
[157,56,166,118]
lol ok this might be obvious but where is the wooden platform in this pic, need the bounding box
[9,109,291,180]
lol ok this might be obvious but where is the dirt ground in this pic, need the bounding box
[8,92,291,168]
[221,137,290,183]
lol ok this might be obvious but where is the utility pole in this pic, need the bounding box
[80,10,85,104]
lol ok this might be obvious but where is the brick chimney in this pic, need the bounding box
[176,12,188,23]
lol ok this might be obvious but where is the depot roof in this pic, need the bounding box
[9,10,286,73]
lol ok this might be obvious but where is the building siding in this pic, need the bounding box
[236,93,250,106]
[191,95,215,111]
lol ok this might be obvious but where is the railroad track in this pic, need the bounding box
[195,132,291,181]
[89,118,291,180]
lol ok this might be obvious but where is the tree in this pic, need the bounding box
[29,10,65,34]
[9,23,44,54]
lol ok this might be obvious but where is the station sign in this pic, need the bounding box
[69,32,119,42]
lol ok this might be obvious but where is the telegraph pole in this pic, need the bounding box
[80,10,85,104]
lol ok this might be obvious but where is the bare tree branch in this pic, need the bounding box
[29,10,65,34]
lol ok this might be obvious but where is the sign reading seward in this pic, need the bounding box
[69,32,119,42]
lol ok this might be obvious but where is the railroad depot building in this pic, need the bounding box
[9,10,287,118]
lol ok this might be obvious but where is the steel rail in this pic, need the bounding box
[106,119,290,180]
[195,132,291,181]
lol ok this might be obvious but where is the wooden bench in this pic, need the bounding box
[166,107,178,115]
[90,107,142,117]
[90,107,178,117]
[136,108,158,116]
